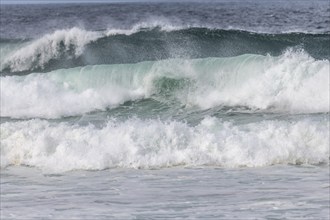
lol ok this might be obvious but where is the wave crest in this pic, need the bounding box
[1,50,329,118]
[1,27,100,72]
[1,27,329,73]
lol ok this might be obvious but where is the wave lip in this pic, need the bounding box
[1,117,328,172]
[1,50,329,119]
[1,27,101,72]
[1,27,329,74]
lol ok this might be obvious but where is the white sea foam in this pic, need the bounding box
[0,41,27,67]
[1,50,328,119]
[0,117,328,172]
[0,27,101,72]
[190,50,330,113]
[0,23,180,72]
[1,24,328,73]
[1,61,153,118]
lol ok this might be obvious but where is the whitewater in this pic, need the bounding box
[1,1,329,219]
[1,50,329,118]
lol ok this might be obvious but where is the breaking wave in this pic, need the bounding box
[1,117,328,172]
[1,50,329,119]
[0,28,101,73]
[1,27,329,74]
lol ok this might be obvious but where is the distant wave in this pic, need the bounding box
[1,117,328,172]
[1,50,328,119]
[1,27,329,74]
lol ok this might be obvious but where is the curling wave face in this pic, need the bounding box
[1,50,329,119]
[1,27,329,74]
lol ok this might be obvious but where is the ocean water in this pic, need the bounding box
[0,1,329,219]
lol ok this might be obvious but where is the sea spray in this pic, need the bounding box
[1,27,329,74]
[1,28,101,72]
[1,50,328,118]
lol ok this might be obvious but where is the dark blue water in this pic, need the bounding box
[1,0,330,39]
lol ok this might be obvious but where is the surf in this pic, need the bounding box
[1,27,329,74]
[1,116,328,172]
[1,50,328,119]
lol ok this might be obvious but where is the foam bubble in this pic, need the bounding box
[1,117,328,172]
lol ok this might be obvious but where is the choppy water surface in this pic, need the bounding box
[1,166,329,219]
